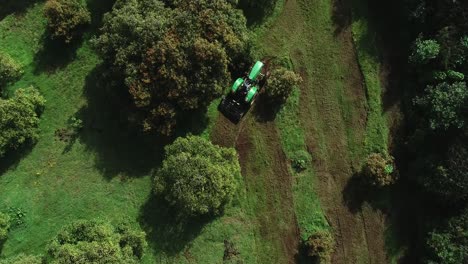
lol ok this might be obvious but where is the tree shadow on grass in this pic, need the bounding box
[0,144,34,176]
[77,65,210,180]
[238,0,277,27]
[33,36,85,74]
[342,173,425,263]
[0,0,44,20]
[139,195,213,256]
[76,65,167,180]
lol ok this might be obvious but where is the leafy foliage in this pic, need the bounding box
[0,52,23,90]
[427,209,468,264]
[94,0,249,135]
[363,153,397,187]
[0,87,45,157]
[422,142,468,201]
[265,67,302,103]
[46,220,146,264]
[0,254,42,264]
[0,212,11,241]
[305,231,335,263]
[410,37,440,64]
[44,0,91,43]
[154,135,240,216]
[415,81,468,130]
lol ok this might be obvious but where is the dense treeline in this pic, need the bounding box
[400,0,468,262]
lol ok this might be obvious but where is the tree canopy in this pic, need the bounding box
[154,135,240,216]
[0,87,45,157]
[44,0,91,43]
[0,52,22,91]
[46,220,146,264]
[427,209,468,264]
[94,0,249,135]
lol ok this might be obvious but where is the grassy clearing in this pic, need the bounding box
[0,2,256,263]
[351,1,405,263]
[351,1,389,155]
[251,0,331,244]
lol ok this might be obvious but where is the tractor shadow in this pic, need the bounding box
[138,195,214,256]
[252,95,282,123]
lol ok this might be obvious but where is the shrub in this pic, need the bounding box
[46,220,146,264]
[0,53,23,90]
[265,67,302,103]
[363,153,397,187]
[94,0,249,135]
[305,231,335,263]
[0,87,46,157]
[0,254,42,264]
[154,135,240,216]
[291,150,311,172]
[0,212,11,241]
[44,0,91,43]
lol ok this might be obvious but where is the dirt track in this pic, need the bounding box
[211,0,389,263]
[211,114,300,263]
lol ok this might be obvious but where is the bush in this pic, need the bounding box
[94,0,249,135]
[154,135,240,216]
[0,53,23,90]
[363,153,397,187]
[0,87,46,157]
[305,231,335,263]
[46,220,146,264]
[44,0,91,43]
[265,67,302,103]
[0,212,10,242]
[0,254,42,264]
[291,150,311,172]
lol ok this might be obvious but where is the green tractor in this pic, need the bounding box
[218,61,266,123]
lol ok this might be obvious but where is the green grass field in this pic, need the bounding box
[0,0,397,262]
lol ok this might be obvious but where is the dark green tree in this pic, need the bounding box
[423,142,468,201]
[154,135,240,216]
[410,37,440,64]
[46,220,146,264]
[427,209,468,264]
[0,52,23,91]
[415,81,468,130]
[44,0,91,43]
[0,87,45,157]
[94,0,249,135]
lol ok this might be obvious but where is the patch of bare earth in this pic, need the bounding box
[211,114,300,263]
[292,0,388,263]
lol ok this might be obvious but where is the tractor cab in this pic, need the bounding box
[218,61,266,123]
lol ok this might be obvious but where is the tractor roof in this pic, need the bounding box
[248,61,264,81]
